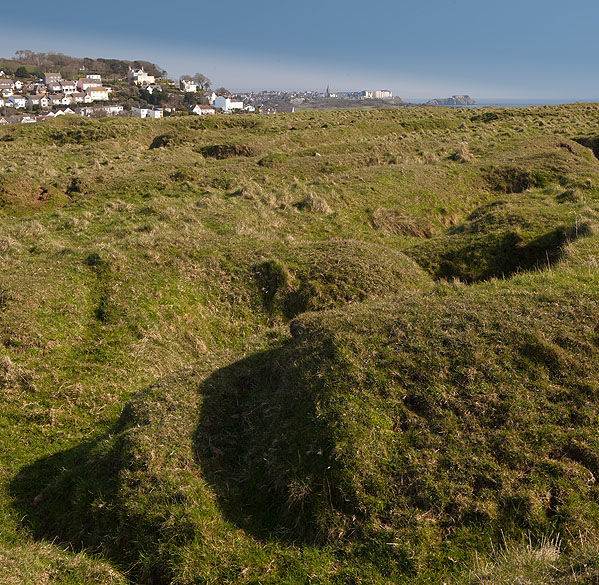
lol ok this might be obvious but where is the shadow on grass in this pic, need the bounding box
[575,136,599,160]
[192,341,338,545]
[10,340,335,581]
[9,415,141,577]
[10,439,103,546]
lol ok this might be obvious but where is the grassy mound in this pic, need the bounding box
[253,239,432,317]
[17,252,599,583]
[407,191,596,281]
[149,132,189,149]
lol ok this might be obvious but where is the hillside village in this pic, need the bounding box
[0,51,475,125]
[0,67,220,125]
[0,55,410,125]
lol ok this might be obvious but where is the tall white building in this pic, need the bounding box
[213,96,244,112]
[180,79,197,92]
[127,67,155,86]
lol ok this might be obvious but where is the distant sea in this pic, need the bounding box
[407,99,598,108]
[475,98,598,108]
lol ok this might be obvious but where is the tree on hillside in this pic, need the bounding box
[9,50,167,79]
[215,87,229,96]
[180,73,211,91]
[139,88,168,106]
[15,50,42,66]
[192,73,211,91]
[132,61,166,78]
[14,66,29,78]
[183,92,209,106]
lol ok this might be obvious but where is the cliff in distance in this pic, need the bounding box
[427,94,476,105]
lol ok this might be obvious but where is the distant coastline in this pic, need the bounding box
[408,98,599,108]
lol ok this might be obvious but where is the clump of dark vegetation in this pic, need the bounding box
[149,133,186,149]
[555,189,582,203]
[66,176,92,197]
[199,143,258,159]
[254,259,291,311]
[293,192,332,214]
[484,165,550,193]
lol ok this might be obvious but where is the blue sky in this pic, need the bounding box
[1,0,598,99]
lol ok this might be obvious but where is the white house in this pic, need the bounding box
[79,105,123,117]
[132,105,163,118]
[86,87,110,101]
[207,92,217,104]
[127,67,155,85]
[60,81,77,94]
[71,91,92,104]
[189,104,216,115]
[77,78,101,92]
[0,80,14,97]
[20,116,36,124]
[43,73,62,85]
[7,95,26,109]
[102,105,123,115]
[214,96,244,112]
[26,94,50,108]
[372,90,393,99]
[54,108,76,116]
[0,118,7,125]
[13,80,23,91]
[46,82,63,93]
[49,94,73,106]
[85,74,102,82]
[180,79,197,93]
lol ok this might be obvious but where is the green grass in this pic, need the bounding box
[2,104,599,584]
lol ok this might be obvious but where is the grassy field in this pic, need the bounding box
[1,104,599,584]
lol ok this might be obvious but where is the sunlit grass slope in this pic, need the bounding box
[2,103,599,584]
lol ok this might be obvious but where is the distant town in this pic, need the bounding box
[0,51,475,125]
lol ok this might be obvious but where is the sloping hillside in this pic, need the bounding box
[2,104,599,584]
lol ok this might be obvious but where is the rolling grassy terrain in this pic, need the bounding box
[1,104,599,584]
